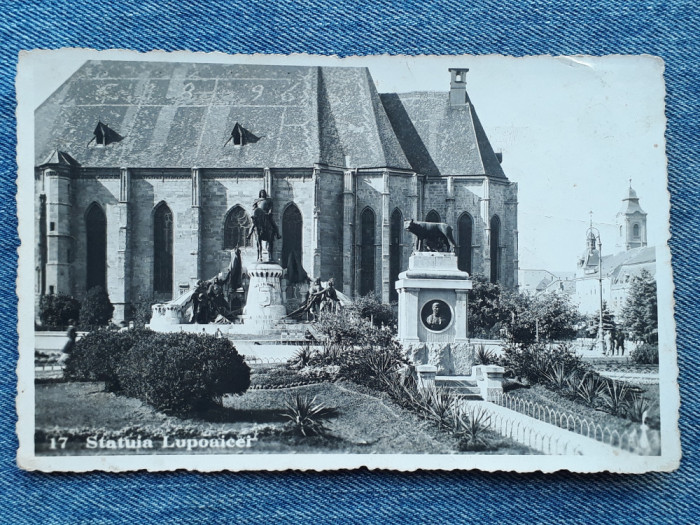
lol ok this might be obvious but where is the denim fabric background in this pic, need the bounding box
[1,1,698,523]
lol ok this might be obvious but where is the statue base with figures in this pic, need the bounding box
[240,262,287,334]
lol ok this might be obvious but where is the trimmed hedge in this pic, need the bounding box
[64,329,250,413]
[64,328,154,392]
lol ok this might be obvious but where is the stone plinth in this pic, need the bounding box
[241,262,287,334]
[395,252,472,347]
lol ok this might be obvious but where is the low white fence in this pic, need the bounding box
[491,392,660,455]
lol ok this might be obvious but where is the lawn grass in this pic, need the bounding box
[35,375,536,456]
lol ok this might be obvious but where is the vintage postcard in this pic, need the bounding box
[16,49,680,472]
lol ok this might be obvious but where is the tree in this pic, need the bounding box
[500,291,579,344]
[621,269,658,344]
[587,301,616,338]
[467,274,579,344]
[38,294,81,330]
[468,274,503,338]
[79,286,114,328]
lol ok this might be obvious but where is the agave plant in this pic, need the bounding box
[601,380,630,416]
[281,393,334,436]
[562,370,581,399]
[289,345,315,369]
[576,373,605,407]
[543,363,568,391]
[453,405,492,450]
[366,349,399,379]
[475,345,496,366]
[624,393,651,423]
[422,388,457,430]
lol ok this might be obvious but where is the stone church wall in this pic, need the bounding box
[128,172,195,302]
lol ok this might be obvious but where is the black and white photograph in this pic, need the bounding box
[16,50,679,472]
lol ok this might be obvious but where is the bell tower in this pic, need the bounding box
[616,183,647,251]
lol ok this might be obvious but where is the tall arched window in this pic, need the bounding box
[85,203,107,291]
[425,210,441,223]
[153,202,173,294]
[458,212,473,274]
[390,208,403,301]
[282,203,303,273]
[360,207,376,296]
[223,205,252,249]
[632,223,640,239]
[490,215,501,284]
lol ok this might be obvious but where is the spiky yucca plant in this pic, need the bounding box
[453,405,492,450]
[576,373,605,407]
[281,394,333,436]
[422,388,457,430]
[475,345,496,366]
[543,363,568,391]
[624,393,651,423]
[601,380,630,416]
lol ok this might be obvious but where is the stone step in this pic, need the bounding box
[435,376,482,398]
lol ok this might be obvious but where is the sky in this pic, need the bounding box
[26,50,669,271]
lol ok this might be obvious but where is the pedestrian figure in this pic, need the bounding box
[59,319,77,365]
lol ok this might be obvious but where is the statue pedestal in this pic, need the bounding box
[241,262,287,334]
[395,252,474,374]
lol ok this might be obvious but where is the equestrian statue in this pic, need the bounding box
[247,189,281,262]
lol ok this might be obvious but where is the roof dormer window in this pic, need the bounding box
[226,122,246,147]
[90,121,122,147]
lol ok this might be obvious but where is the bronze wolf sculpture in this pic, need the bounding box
[404,219,457,253]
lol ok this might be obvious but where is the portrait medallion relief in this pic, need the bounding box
[420,300,452,332]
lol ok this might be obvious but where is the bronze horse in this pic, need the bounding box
[247,190,281,261]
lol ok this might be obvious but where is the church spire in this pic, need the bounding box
[616,183,647,251]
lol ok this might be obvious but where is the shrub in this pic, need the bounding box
[311,307,407,391]
[118,332,250,413]
[347,294,396,329]
[64,328,155,392]
[79,286,115,329]
[281,394,334,436]
[335,343,408,391]
[453,405,492,451]
[630,343,659,365]
[130,294,156,327]
[501,343,586,385]
[38,294,81,330]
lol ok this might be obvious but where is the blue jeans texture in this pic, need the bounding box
[1,1,698,523]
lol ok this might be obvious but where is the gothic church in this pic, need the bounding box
[35,61,518,323]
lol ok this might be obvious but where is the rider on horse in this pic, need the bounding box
[248,189,281,261]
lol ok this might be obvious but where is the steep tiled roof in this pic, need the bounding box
[35,61,412,170]
[380,91,506,177]
[584,246,656,279]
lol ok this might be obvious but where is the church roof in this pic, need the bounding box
[36,61,507,178]
[586,246,656,279]
[380,91,506,177]
[34,61,415,171]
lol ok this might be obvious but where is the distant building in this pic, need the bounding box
[35,61,518,322]
[573,186,656,316]
[518,269,575,295]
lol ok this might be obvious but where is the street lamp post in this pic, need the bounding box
[586,216,604,354]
